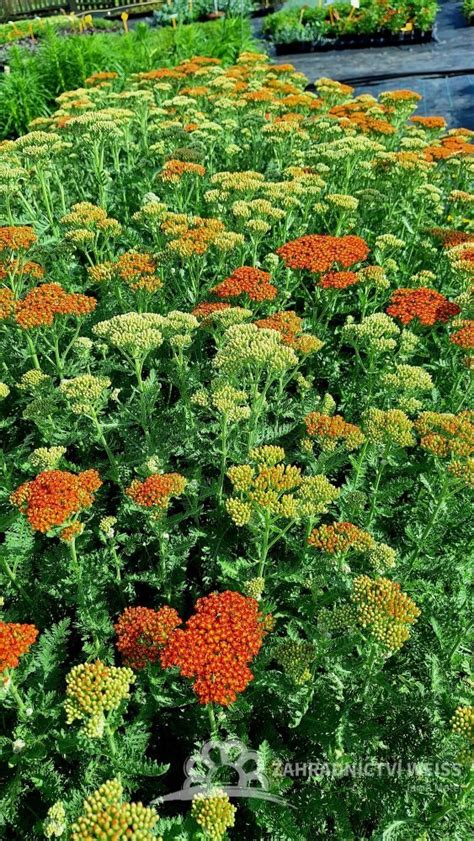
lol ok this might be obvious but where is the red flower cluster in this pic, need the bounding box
[161,160,206,182]
[14,283,96,329]
[450,320,474,350]
[11,469,102,533]
[255,310,302,345]
[126,473,187,510]
[386,287,461,326]
[0,621,38,673]
[210,267,277,302]
[160,590,267,705]
[276,234,369,273]
[0,226,37,252]
[115,606,181,669]
[319,271,359,289]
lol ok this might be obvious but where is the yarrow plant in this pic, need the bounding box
[0,50,472,841]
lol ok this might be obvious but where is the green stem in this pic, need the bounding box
[366,444,390,528]
[257,513,271,578]
[217,416,228,506]
[207,704,218,739]
[89,409,120,483]
[0,554,34,606]
[24,333,40,370]
[8,672,26,715]
[134,358,151,451]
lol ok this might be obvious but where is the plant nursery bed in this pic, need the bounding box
[274,27,433,54]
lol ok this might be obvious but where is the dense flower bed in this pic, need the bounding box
[263,0,438,47]
[0,52,473,839]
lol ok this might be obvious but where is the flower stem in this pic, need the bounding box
[207,704,218,739]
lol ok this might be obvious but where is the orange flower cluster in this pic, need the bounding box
[192,301,231,320]
[14,283,96,329]
[89,252,162,293]
[0,260,44,281]
[254,310,322,354]
[162,215,226,257]
[160,160,206,182]
[319,271,359,289]
[160,590,266,705]
[0,226,37,252]
[424,135,474,161]
[11,469,102,533]
[415,411,474,458]
[386,287,461,326]
[450,320,474,350]
[430,228,474,248]
[276,234,369,274]
[0,288,14,320]
[308,522,374,554]
[126,473,187,511]
[84,71,118,85]
[411,116,446,130]
[210,267,277,302]
[304,411,365,452]
[0,621,38,673]
[115,606,181,669]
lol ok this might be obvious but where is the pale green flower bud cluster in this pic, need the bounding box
[18,369,50,392]
[93,312,164,357]
[43,801,67,838]
[375,234,406,250]
[326,193,359,211]
[30,446,67,471]
[214,324,298,378]
[274,639,316,684]
[383,364,433,393]
[60,374,111,414]
[0,382,10,399]
[368,542,397,572]
[342,313,400,354]
[211,384,251,422]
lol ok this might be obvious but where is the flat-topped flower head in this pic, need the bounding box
[0,621,38,673]
[14,283,96,329]
[65,660,135,738]
[11,468,102,533]
[210,266,277,302]
[93,312,164,357]
[451,320,474,350]
[126,472,187,514]
[387,287,461,327]
[214,323,298,378]
[0,226,37,252]
[191,790,236,841]
[276,234,369,273]
[115,605,181,669]
[352,575,420,651]
[363,408,415,448]
[305,411,365,452]
[255,310,323,354]
[415,411,474,457]
[71,779,158,840]
[308,522,375,555]
[160,590,267,705]
[88,251,163,294]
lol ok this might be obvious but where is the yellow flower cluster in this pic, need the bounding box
[191,790,236,841]
[93,312,164,358]
[71,779,158,841]
[59,374,111,414]
[342,313,400,354]
[352,576,420,651]
[64,660,135,738]
[226,446,339,525]
[450,706,474,743]
[363,408,415,448]
[30,446,66,471]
